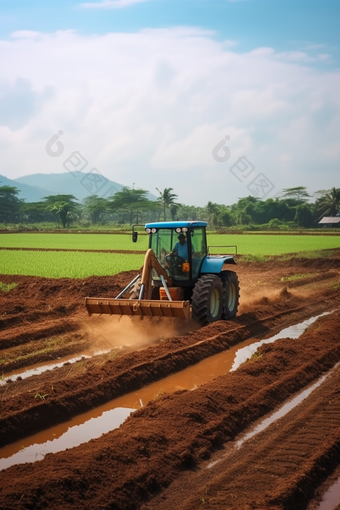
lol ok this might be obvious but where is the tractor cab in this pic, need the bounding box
[145,221,208,285]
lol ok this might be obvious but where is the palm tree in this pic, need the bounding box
[317,187,340,218]
[43,194,79,228]
[108,186,151,224]
[156,187,179,220]
[206,201,220,227]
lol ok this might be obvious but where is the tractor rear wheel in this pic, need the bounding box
[191,274,223,325]
[221,270,239,319]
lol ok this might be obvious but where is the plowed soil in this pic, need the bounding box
[1,251,340,509]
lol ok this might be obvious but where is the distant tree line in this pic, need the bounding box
[0,185,339,230]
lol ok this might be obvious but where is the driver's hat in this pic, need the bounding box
[178,233,186,239]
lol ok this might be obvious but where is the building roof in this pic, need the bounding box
[145,221,208,229]
[318,217,340,224]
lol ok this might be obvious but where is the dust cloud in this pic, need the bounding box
[81,315,197,355]
[238,285,296,314]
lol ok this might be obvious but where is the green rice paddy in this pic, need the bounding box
[0,232,339,278]
[207,234,340,256]
[0,233,149,251]
[0,250,144,278]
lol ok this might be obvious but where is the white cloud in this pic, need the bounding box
[0,28,339,206]
[302,43,327,50]
[11,31,43,39]
[80,0,151,9]
[275,50,331,63]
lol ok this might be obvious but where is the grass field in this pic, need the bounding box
[207,234,340,255]
[0,233,149,251]
[1,233,340,253]
[0,233,339,278]
[0,251,144,278]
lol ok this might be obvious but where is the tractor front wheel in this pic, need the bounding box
[191,275,223,325]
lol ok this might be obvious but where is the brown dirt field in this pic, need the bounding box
[0,251,340,509]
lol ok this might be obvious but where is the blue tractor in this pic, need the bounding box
[85,221,239,325]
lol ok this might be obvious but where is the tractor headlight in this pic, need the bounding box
[175,227,181,233]
[145,228,151,233]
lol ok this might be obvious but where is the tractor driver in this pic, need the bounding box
[172,233,189,260]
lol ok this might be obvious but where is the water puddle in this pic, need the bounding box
[1,317,194,385]
[316,476,340,510]
[0,363,233,471]
[207,362,339,469]
[235,371,331,448]
[0,406,134,471]
[0,311,333,471]
[0,348,119,387]
[231,311,330,371]
[0,354,91,387]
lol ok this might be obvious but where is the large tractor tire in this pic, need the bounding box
[191,274,223,325]
[221,270,239,319]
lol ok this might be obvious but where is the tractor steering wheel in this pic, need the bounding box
[166,253,185,275]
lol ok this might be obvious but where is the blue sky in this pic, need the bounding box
[0,0,339,205]
[1,0,339,64]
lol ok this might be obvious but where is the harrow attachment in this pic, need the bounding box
[85,249,191,320]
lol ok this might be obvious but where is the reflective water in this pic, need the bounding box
[0,406,134,470]
[235,371,332,448]
[0,354,92,386]
[317,477,340,510]
[231,312,330,371]
[207,362,339,469]
[1,316,193,385]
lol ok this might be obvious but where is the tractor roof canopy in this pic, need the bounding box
[145,221,207,229]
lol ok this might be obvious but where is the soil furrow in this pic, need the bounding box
[0,254,339,509]
[0,319,80,349]
[142,354,340,510]
[1,299,338,448]
[0,312,339,509]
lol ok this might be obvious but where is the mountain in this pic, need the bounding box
[13,172,157,202]
[14,172,124,202]
[0,174,52,203]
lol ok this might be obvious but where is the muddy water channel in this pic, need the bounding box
[1,318,195,385]
[316,477,340,510]
[207,362,339,470]
[0,312,331,471]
